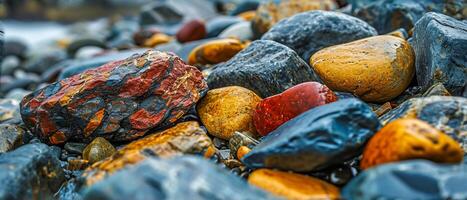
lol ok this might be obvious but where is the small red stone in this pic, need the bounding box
[176,19,206,43]
[253,82,338,136]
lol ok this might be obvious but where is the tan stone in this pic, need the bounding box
[188,38,246,66]
[310,35,415,102]
[83,137,116,164]
[197,86,261,140]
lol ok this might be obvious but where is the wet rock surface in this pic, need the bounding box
[207,40,320,98]
[262,10,377,60]
[0,124,25,153]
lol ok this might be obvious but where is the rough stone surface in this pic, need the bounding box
[249,169,340,200]
[82,121,215,186]
[0,143,65,200]
[253,82,338,136]
[310,35,415,102]
[0,124,25,153]
[412,12,467,95]
[342,160,467,200]
[262,10,377,60]
[20,50,208,144]
[197,86,262,140]
[380,96,467,153]
[352,0,466,34]
[243,98,381,172]
[361,119,463,169]
[82,156,274,200]
[207,40,320,98]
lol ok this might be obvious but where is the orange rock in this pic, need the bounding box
[248,169,340,200]
[197,86,261,140]
[361,119,463,169]
[188,38,246,66]
[82,121,215,185]
[310,35,415,102]
[143,33,172,47]
[236,146,251,160]
[237,10,256,21]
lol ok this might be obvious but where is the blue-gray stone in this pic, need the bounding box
[261,11,377,61]
[380,96,467,153]
[206,16,244,38]
[342,160,467,200]
[82,156,274,200]
[228,1,259,16]
[0,143,65,200]
[207,40,320,98]
[412,12,467,96]
[242,98,381,172]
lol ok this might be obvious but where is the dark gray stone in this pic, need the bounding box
[342,160,467,200]
[261,10,377,61]
[82,156,274,200]
[412,12,467,95]
[207,40,320,98]
[65,142,87,154]
[206,16,243,38]
[351,0,465,34]
[0,143,65,199]
[242,98,381,172]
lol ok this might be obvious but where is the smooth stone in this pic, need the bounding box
[351,0,466,34]
[81,121,215,186]
[82,156,274,200]
[243,98,381,172]
[229,131,259,158]
[380,96,467,153]
[21,50,207,144]
[253,82,338,136]
[4,88,31,102]
[207,40,320,98]
[176,19,207,43]
[412,12,467,95]
[1,55,21,75]
[206,16,244,38]
[66,38,107,58]
[219,21,254,41]
[64,142,87,154]
[188,38,246,66]
[0,99,20,123]
[82,137,117,164]
[3,40,27,60]
[41,60,74,83]
[310,35,415,102]
[175,38,218,62]
[0,124,25,153]
[361,119,463,169]
[262,10,377,60]
[24,49,67,74]
[342,160,467,200]
[0,76,40,94]
[197,86,261,140]
[237,146,251,160]
[141,33,173,47]
[229,1,259,16]
[58,49,149,80]
[249,169,340,200]
[133,28,160,46]
[252,0,338,37]
[0,143,65,199]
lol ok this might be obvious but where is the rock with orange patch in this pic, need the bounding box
[142,33,172,47]
[248,169,340,200]
[310,35,415,103]
[197,86,261,140]
[20,50,207,144]
[187,38,246,66]
[81,121,215,186]
[360,119,463,169]
[236,146,251,160]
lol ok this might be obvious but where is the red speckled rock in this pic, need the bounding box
[176,19,207,43]
[20,50,208,144]
[253,82,337,136]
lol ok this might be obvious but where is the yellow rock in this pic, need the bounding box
[361,119,463,169]
[197,86,261,140]
[143,33,172,47]
[248,169,340,200]
[237,10,256,21]
[310,35,415,102]
[82,121,215,185]
[82,137,116,164]
[236,145,251,160]
[188,38,246,66]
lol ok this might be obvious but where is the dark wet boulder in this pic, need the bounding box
[0,143,65,199]
[242,98,381,172]
[20,50,207,144]
[342,160,467,200]
[351,0,466,34]
[380,96,467,153]
[412,12,466,95]
[207,40,320,98]
[82,156,274,200]
[261,10,377,60]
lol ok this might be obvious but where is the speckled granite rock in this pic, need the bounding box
[262,11,377,60]
[82,156,275,200]
[207,40,320,98]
